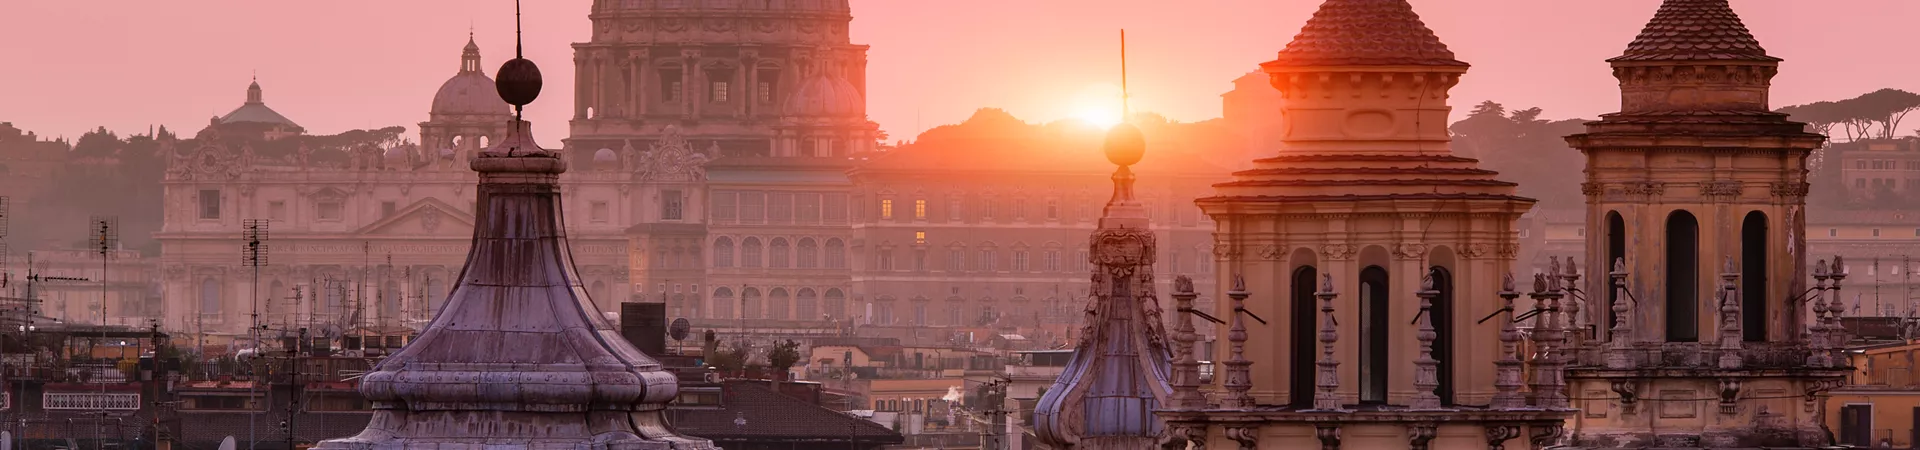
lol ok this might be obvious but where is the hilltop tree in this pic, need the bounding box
[1448,102,1589,209]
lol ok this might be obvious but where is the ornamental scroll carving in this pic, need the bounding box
[1623,181,1666,196]
[1258,244,1284,261]
[1701,181,1742,199]
[1581,182,1605,197]
[1408,423,1437,450]
[1225,426,1259,450]
[633,126,714,182]
[1484,425,1521,450]
[1319,244,1357,261]
[1771,182,1810,198]
[1393,242,1430,260]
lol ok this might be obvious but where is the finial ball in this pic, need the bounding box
[1103,123,1145,167]
[496,58,544,107]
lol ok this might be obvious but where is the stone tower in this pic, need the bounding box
[1032,123,1175,450]
[1165,0,1570,448]
[1562,0,1844,448]
[419,36,513,170]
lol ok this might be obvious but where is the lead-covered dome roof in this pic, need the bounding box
[432,38,512,117]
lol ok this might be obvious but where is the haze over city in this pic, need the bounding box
[4,0,1917,141]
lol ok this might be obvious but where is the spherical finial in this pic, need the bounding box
[1103,122,1145,167]
[495,57,543,107]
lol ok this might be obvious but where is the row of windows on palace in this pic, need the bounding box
[671,284,1096,326]
[701,235,1215,275]
[1854,159,1920,171]
[1854,177,1920,191]
[191,188,1210,228]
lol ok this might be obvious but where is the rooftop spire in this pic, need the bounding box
[461,34,483,73]
[1612,0,1778,63]
[1269,0,1464,67]
[245,76,263,104]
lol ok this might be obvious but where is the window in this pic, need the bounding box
[1519,229,1530,239]
[268,201,286,221]
[980,249,998,272]
[1859,161,1868,170]
[914,250,928,271]
[661,70,683,101]
[757,81,774,105]
[199,279,221,315]
[947,250,965,272]
[1830,228,1839,237]
[914,199,927,220]
[1740,212,1768,342]
[381,201,397,218]
[798,238,818,269]
[1013,251,1029,272]
[981,199,995,220]
[711,81,730,103]
[1075,249,1089,272]
[768,289,789,320]
[742,288,762,319]
[1856,179,1867,189]
[590,201,610,223]
[797,193,821,224]
[824,289,846,320]
[879,199,895,220]
[742,238,763,268]
[1046,200,1059,220]
[948,198,963,222]
[878,249,895,271]
[199,190,221,219]
[741,192,766,223]
[1666,211,1700,342]
[663,190,685,221]
[1359,266,1389,404]
[1045,250,1061,272]
[826,239,846,269]
[1577,227,1585,237]
[317,201,344,221]
[915,231,927,245]
[769,193,793,224]
[769,238,791,268]
[1014,199,1027,220]
[1873,228,1882,237]
[1289,266,1316,408]
[947,304,965,326]
[824,194,848,222]
[1429,267,1457,406]
[713,192,737,222]
[712,288,735,319]
[712,237,734,268]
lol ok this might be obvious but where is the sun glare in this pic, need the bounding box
[1071,83,1127,129]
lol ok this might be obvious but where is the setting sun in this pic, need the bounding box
[1071,83,1127,128]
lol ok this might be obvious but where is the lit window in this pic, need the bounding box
[915,200,927,219]
[881,199,894,220]
[915,231,926,245]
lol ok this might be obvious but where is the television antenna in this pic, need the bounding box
[241,219,268,450]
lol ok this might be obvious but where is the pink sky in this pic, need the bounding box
[2,0,1914,144]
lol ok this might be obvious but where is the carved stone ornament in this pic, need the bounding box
[1702,180,1742,198]
[1771,181,1811,198]
[1092,228,1156,268]
[1623,181,1667,196]
[1580,182,1605,197]
[1162,425,1207,450]
[1408,423,1437,450]
[1484,424,1522,450]
[1258,244,1283,260]
[1393,242,1430,260]
[1529,424,1565,450]
[1226,426,1259,450]
[1316,425,1341,450]
[1611,380,1639,414]
[1319,244,1357,261]
[1718,378,1742,415]
[164,265,189,281]
[633,126,714,182]
[1495,243,1521,259]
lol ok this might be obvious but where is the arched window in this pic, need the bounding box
[796,288,818,320]
[825,238,847,268]
[825,289,846,320]
[1290,266,1316,408]
[200,279,222,315]
[1605,211,1625,338]
[1667,211,1700,342]
[768,288,791,320]
[742,288,763,319]
[1742,211,1769,342]
[798,238,819,269]
[1430,266,1457,406]
[770,238,791,269]
[742,238,764,268]
[712,287,735,319]
[713,237,735,268]
[671,294,687,318]
[1359,266,1389,405]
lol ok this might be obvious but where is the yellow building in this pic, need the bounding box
[1829,340,1920,447]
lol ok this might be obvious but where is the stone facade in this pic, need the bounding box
[1560,0,1847,448]
[156,41,634,338]
[1165,1,1570,448]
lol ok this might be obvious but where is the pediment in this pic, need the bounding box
[310,187,350,201]
[354,198,476,236]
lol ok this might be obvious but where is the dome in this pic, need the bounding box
[604,0,850,13]
[431,37,513,117]
[593,148,619,166]
[784,73,863,117]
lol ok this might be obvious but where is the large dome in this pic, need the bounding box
[784,72,863,117]
[603,0,850,13]
[431,38,512,117]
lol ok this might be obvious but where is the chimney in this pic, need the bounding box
[621,302,668,356]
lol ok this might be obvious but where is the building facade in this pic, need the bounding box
[1561,0,1847,448]
[1166,0,1571,448]
[155,40,634,338]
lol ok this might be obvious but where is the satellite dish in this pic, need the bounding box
[669,318,691,341]
[218,437,236,450]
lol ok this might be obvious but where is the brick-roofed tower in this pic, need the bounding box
[1165,0,1571,448]
[1562,0,1842,448]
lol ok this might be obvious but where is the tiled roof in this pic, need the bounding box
[1267,0,1465,67]
[1611,0,1779,63]
[668,381,903,443]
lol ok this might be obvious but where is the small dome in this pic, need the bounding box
[594,148,618,162]
[784,73,863,117]
[433,73,511,117]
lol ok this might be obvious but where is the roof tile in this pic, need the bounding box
[1268,0,1465,67]
[1611,0,1779,63]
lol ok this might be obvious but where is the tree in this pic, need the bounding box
[768,339,802,375]
[1448,101,1589,209]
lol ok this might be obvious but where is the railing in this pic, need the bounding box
[1568,342,1830,370]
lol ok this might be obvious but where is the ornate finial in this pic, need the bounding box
[1566,259,1579,278]
[1612,257,1626,274]
[1502,272,1517,293]
[1175,275,1194,294]
[1814,259,1829,277]
[495,0,542,121]
[1321,273,1335,293]
[1532,273,1549,294]
[1833,256,1848,279]
[1724,256,1737,275]
[1421,269,1437,292]
[1549,256,1562,277]
[1232,274,1247,293]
